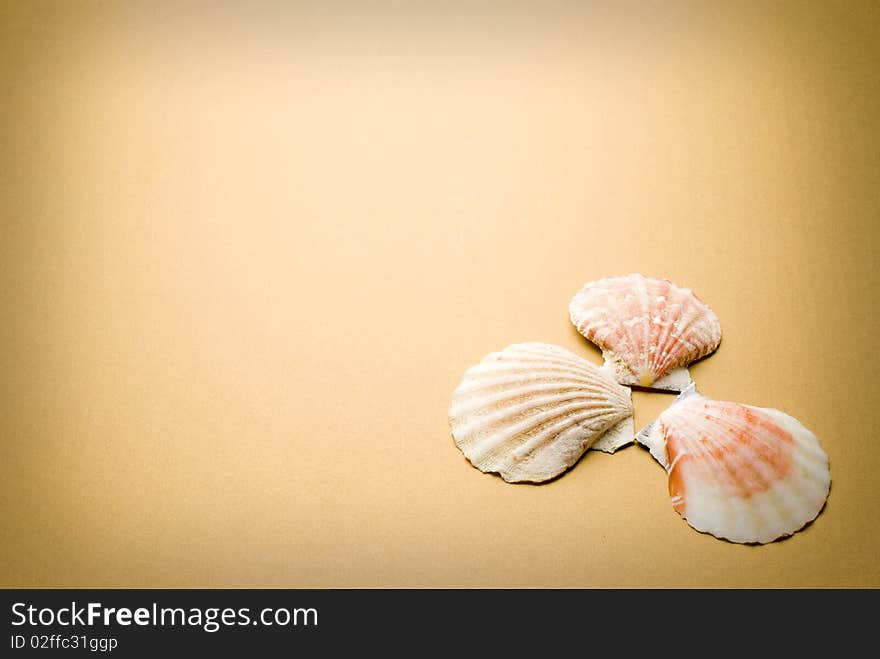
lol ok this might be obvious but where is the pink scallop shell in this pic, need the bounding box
[637,386,831,544]
[569,274,721,391]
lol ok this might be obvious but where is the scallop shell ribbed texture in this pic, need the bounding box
[569,273,721,391]
[638,388,830,544]
[449,343,634,483]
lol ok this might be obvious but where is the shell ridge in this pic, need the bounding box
[735,433,794,496]
[496,407,628,468]
[763,409,829,487]
[651,281,679,380]
[464,402,629,438]
[458,360,629,405]
[456,392,631,436]
[654,280,682,378]
[755,407,829,463]
[472,355,618,382]
[697,405,795,470]
[652,293,707,378]
[453,374,614,403]
[451,382,624,417]
[621,283,648,378]
[791,453,832,488]
[636,275,652,379]
[650,291,693,377]
[456,369,602,392]
[667,420,748,500]
[460,396,600,447]
[759,479,803,534]
[463,400,624,465]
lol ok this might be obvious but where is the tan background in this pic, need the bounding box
[2,1,878,588]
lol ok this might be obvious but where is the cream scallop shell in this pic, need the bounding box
[449,343,635,483]
[637,385,831,544]
[569,274,721,391]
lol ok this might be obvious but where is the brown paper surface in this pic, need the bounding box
[2,1,878,587]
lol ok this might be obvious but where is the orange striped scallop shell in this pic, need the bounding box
[638,386,830,544]
[569,274,721,391]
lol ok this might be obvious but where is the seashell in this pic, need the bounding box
[449,342,634,483]
[637,385,831,544]
[569,273,722,391]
